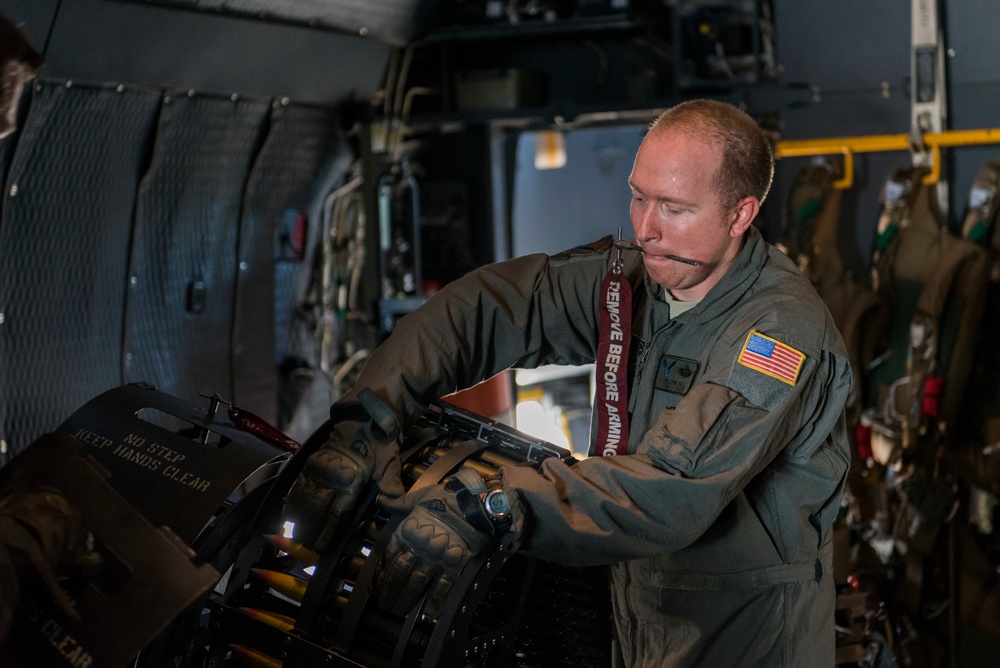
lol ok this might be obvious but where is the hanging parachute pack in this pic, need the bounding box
[848,166,991,625]
[857,166,991,622]
[960,162,1000,247]
[955,162,1000,502]
[860,167,927,467]
[864,166,990,464]
[780,159,889,419]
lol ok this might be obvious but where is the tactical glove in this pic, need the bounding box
[375,468,520,620]
[0,486,103,643]
[284,389,403,552]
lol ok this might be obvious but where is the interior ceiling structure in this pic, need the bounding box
[138,0,451,45]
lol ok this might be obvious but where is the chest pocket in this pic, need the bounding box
[642,382,741,477]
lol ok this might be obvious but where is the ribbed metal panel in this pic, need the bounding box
[124,92,269,406]
[0,82,159,464]
[233,102,344,424]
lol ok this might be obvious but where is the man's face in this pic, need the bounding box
[628,128,747,302]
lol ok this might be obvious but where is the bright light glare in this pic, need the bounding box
[282,520,295,538]
[515,400,569,448]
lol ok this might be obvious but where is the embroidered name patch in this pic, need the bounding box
[738,331,805,385]
[654,355,699,395]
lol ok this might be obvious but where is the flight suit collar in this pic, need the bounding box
[636,225,768,328]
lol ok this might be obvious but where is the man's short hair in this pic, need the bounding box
[650,99,774,211]
[0,14,43,139]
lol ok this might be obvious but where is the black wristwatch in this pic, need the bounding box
[448,469,514,534]
[481,476,513,531]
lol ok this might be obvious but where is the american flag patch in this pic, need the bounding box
[738,331,805,385]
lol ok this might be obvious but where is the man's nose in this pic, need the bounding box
[632,204,659,242]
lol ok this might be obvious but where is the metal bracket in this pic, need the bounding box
[911,0,949,213]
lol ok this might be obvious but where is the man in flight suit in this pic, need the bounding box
[286,99,852,666]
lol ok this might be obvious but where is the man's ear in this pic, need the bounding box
[728,195,760,238]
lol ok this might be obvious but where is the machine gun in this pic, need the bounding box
[0,386,614,668]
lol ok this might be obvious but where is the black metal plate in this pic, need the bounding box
[54,383,285,544]
[0,435,219,668]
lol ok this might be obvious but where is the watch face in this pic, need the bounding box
[485,491,510,517]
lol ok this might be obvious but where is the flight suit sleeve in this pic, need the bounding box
[342,238,621,428]
[501,326,852,566]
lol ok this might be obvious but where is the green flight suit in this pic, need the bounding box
[347,226,852,667]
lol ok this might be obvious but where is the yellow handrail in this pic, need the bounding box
[774,128,1000,189]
